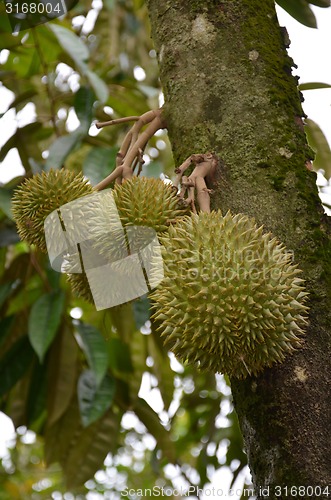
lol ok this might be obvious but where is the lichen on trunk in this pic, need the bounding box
[147,0,331,493]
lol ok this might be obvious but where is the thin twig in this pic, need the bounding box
[95,116,140,129]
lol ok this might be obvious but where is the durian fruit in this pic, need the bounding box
[62,251,95,304]
[12,169,94,252]
[66,272,94,304]
[114,176,186,230]
[150,211,309,379]
[89,176,188,260]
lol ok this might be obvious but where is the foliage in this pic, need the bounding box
[276,0,330,28]
[0,0,330,497]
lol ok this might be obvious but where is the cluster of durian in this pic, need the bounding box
[12,170,187,304]
[66,176,188,299]
[12,169,309,378]
[150,211,309,378]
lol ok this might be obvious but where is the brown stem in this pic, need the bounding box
[175,153,218,213]
[94,109,166,191]
[95,166,124,191]
[120,114,164,172]
[195,177,211,213]
[95,116,140,129]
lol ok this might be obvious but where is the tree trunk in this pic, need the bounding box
[147,0,331,495]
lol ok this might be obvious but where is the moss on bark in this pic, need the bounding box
[147,0,331,494]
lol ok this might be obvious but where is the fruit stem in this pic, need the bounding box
[94,109,166,191]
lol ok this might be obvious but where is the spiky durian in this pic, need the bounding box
[89,176,188,259]
[12,169,94,252]
[66,272,94,304]
[62,251,95,304]
[150,211,309,379]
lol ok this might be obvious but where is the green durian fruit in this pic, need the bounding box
[12,169,95,252]
[89,176,188,260]
[62,251,94,304]
[114,176,186,230]
[150,211,309,379]
[66,272,94,304]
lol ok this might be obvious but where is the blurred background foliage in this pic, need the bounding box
[0,0,330,498]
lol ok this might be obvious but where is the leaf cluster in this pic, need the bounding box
[276,0,330,28]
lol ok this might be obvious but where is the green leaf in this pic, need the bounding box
[49,23,89,67]
[0,336,34,396]
[77,370,115,427]
[47,324,79,426]
[27,360,48,429]
[0,122,42,163]
[5,371,31,429]
[0,227,20,248]
[46,396,121,487]
[75,323,109,387]
[86,69,109,103]
[104,0,115,9]
[0,281,19,308]
[0,188,13,219]
[45,88,94,170]
[276,0,317,28]
[74,86,95,128]
[0,282,13,309]
[45,130,84,171]
[45,397,81,466]
[65,405,121,488]
[0,315,16,348]
[2,253,30,284]
[108,337,133,373]
[4,89,38,115]
[299,82,331,91]
[133,294,150,329]
[48,25,108,103]
[308,0,330,7]
[83,146,117,186]
[28,290,65,362]
[305,118,331,179]
[0,247,6,278]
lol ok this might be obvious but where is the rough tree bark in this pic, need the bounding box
[147,0,331,496]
